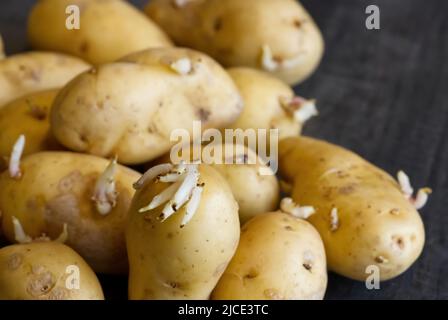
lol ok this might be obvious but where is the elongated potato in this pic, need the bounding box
[212,211,327,300]
[279,136,426,281]
[0,242,104,300]
[145,0,324,85]
[228,67,317,140]
[28,0,173,65]
[127,163,240,299]
[51,48,243,164]
[0,52,90,107]
[0,90,61,162]
[0,152,141,274]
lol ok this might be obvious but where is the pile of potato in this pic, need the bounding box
[0,0,429,300]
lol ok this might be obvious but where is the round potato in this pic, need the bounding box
[0,151,141,274]
[0,242,104,300]
[212,211,327,300]
[0,51,90,107]
[0,90,61,164]
[157,142,280,224]
[279,136,426,281]
[127,163,240,299]
[145,0,324,85]
[228,67,317,141]
[28,0,173,65]
[50,48,243,165]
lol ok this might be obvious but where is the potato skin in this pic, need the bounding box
[0,152,141,274]
[28,0,173,65]
[0,51,90,107]
[279,137,425,281]
[0,90,61,162]
[212,212,327,300]
[127,165,240,299]
[50,48,243,164]
[227,67,301,139]
[0,242,104,300]
[145,0,324,85]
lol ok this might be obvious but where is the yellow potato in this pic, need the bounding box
[279,136,426,281]
[50,48,243,164]
[0,242,104,300]
[28,0,173,65]
[145,0,324,85]
[0,152,141,274]
[0,89,61,162]
[228,67,317,140]
[212,211,327,300]
[0,51,90,107]
[127,163,240,299]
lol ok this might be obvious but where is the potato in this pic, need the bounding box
[0,34,4,59]
[0,51,90,107]
[127,163,240,299]
[228,67,317,141]
[0,151,141,274]
[28,0,173,65]
[162,142,279,224]
[279,136,426,281]
[145,0,324,85]
[0,242,104,300]
[0,90,61,163]
[50,48,243,165]
[212,211,327,300]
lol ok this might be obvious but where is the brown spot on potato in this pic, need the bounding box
[167,232,173,239]
[26,101,47,120]
[303,263,312,271]
[58,171,83,193]
[338,184,357,195]
[244,268,259,280]
[7,253,23,270]
[79,41,89,54]
[27,269,55,297]
[389,208,400,215]
[392,235,405,250]
[197,108,211,121]
[214,18,223,31]
[375,255,389,264]
[284,225,293,231]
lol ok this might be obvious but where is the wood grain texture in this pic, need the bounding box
[0,0,446,299]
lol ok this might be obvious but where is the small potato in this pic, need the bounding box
[228,67,317,141]
[0,90,61,162]
[0,242,104,300]
[0,51,90,107]
[279,136,426,281]
[127,163,240,299]
[50,48,243,164]
[28,0,173,65]
[158,142,280,224]
[212,211,327,300]
[0,152,141,274]
[145,0,324,85]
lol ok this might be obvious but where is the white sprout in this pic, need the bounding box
[280,197,315,219]
[397,170,431,210]
[92,157,118,216]
[9,134,25,179]
[133,163,173,189]
[181,185,203,227]
[54,223,69,243]
[280,96,318,124]
[139,162,203,227]
[161,164,199,221]
[330,207,339,231]
[261,45,303,71]
[12,216,32,244]
[170,58,192,75]
[173,0,191,7]
[139,181,182,213]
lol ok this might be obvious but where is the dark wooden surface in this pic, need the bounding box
[1,0,447,300]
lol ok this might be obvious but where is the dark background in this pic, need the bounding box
[1,0,447,299]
